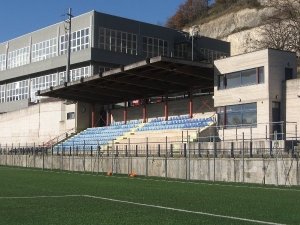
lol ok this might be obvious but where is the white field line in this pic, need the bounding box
[1,166,300,193]
[0,194,286,225]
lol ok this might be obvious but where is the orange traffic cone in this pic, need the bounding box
[130,172,136,177]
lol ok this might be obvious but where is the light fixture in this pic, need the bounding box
[191,25,198,61]
[238,98,241,102]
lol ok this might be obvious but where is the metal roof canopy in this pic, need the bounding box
[38,56,214,105]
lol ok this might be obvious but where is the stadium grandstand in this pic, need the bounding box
[1,10,300,186]
[0,10,299,172]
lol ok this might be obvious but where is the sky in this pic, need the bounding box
[0,0,186,43]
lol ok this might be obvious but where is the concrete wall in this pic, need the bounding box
[1,154,298,186]
[283,78,300,139]
[0,100,78,145]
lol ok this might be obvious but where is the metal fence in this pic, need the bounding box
[0,133,298,186]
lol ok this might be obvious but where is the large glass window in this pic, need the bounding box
[0,85,5,103]
[59,66,90,84]
[174,44,187,59]
[218,67,264,90]
[143,36,168,58]
[99,66,113,73]
[31,73,57,100]
[200,48,228,63]
[0,54,6,71]
[7,46,30,69]
[6,80,29,102]
[219,103,257,127]
[32,38,57,62]
[99,27,137,55]
[226,72,240,89]
[60,28,89,55]
[241,69,256,86]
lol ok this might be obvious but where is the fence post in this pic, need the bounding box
[274,131,278,186]
[230,142,234,158]
[146,137,148,177]
[83,140,86,173]
[91,146,93,173]
[165,136,168,156]
[42,144,45,170]
[158,144,161,157]
[33,143,35,169]
[281,122,284,140]
[198,142,201,157]
[250,141,253,158]
[213,135,216,182]
[183,143,187,157]
[187,135,191,180]
[135,145,138,157]
[295,124,298,141]
[242,132,245,184]
[292,140,295,158]
[170,144,173,157]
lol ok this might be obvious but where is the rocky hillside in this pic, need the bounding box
[187,6,273,55]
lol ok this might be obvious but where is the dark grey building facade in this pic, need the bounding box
[0,10,230,113]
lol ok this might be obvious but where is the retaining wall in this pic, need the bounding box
[1,154,299,186]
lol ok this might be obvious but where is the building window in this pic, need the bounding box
[174,44,187,59]
[60,28,89,55]
[285,68,293,80]
[6,80,29,102]
[0,54,6,71]
[99,27,137,55]
[32,38,57,62]
[218,67,264,90]
[218,103,257,127]
[142,36,168,58]
[99,66,113,73]
[31,73,57,100]
[59,66,89,84]
[7,46,30,69]
[0,85,5,103]
[174,46,227,62]
[67,112,75,120]
[200,48,228,63]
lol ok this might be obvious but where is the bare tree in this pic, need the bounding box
[249,0,300,76]
[255,0,300,55]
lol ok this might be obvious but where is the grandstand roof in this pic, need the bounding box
[38,56,214,105]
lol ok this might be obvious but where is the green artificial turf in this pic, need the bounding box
[0,166,300,225]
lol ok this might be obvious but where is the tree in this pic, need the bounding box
[166,0,211,30]
[255,0,300,56]
[249,0,300,76]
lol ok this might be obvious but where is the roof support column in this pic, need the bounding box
[124,101,127,124]
[165,92,168,121]
[107,104,111,126]
[189,87,193,119]
[143,98,147,123]
[91,104,95,128]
